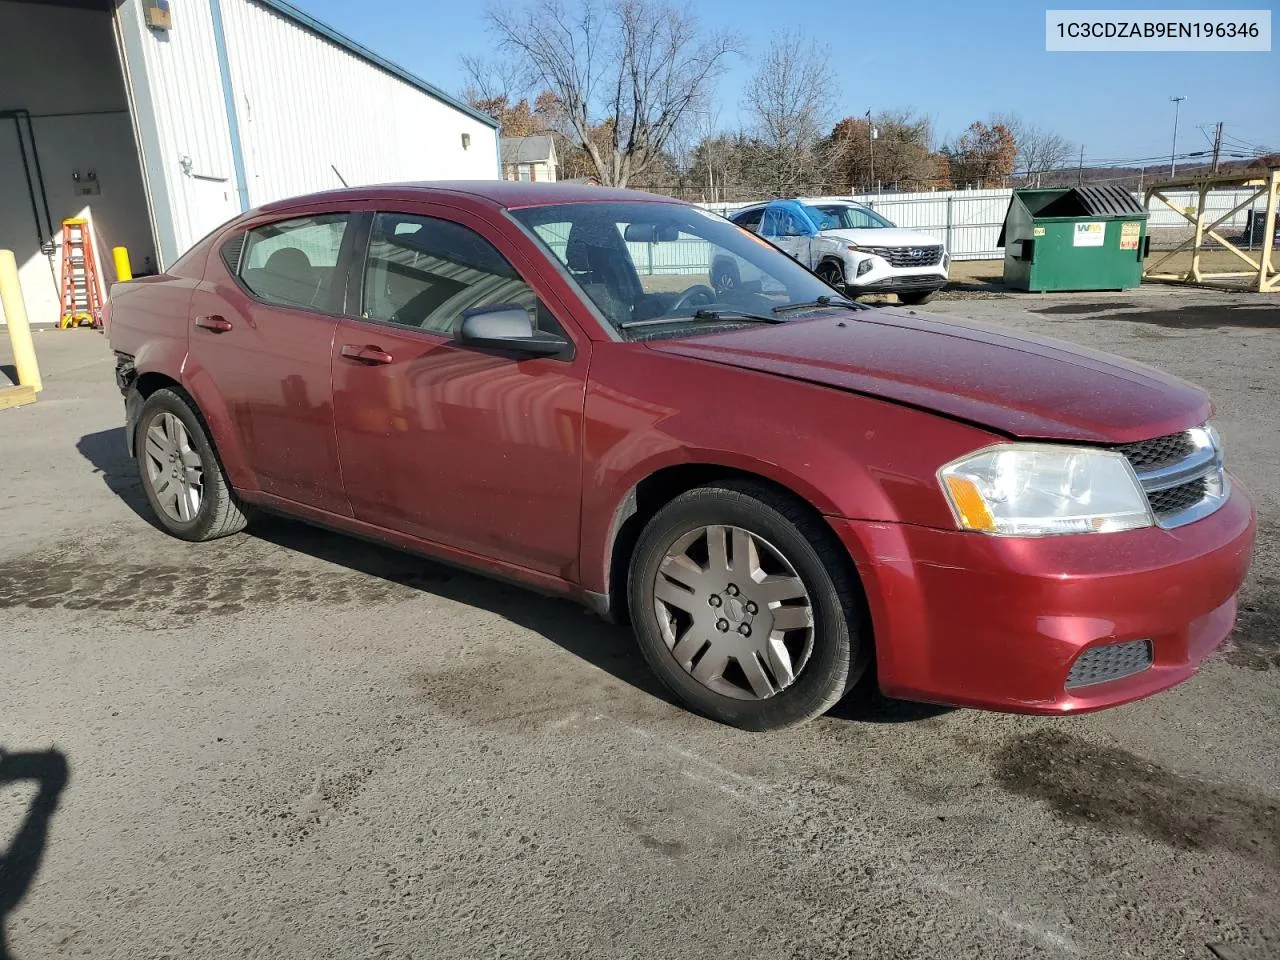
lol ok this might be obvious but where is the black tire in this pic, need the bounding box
[897,290,937,305]
[815,260,845,291]
[710,258,740,296]
[135,387,249,542]
[627,480,868,730]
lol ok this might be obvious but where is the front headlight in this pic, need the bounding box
[938,444,1153,536]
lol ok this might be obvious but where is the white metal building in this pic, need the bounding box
[0,0,499,325]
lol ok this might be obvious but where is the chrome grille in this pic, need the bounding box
[1116,426,1227,528]
[1066,639,1153,689]
[1116,431,1195,472]
[1148,477,1208,515]
[868,245,944,268]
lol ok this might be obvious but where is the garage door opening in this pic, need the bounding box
[0,0,158,326]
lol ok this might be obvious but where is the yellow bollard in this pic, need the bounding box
[112,246,132,283]
[0,249,43,401]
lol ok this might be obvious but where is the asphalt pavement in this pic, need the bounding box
[1,285,1277,959]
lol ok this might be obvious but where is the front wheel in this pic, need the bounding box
[628,481,867,730]
[815,260,845,291]
[710,259,741,297]
[135,388,249,542]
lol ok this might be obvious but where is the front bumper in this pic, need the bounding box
[115,352,142,457]
[844,253,948,294]
[849,275,949,295]
[829,479,1255,713]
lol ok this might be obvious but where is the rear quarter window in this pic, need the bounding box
[732,208,764,233]
[220,233,246,274]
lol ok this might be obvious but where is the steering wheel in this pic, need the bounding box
[668,284,717,314]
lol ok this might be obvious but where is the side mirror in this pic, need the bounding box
[457,304,572,359]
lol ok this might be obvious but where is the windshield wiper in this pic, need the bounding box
[772,295,864,315]
[618,308,784,330]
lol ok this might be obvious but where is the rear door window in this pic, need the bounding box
[233,214,350,311]
[816,205,893,229]
[360,212,563,336]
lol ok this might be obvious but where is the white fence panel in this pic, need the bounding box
[704,191,1012,260]
[1144,189,1258,228]
[702,186,1269,261]
[532,188,1271,282]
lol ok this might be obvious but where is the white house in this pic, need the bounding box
[0,0,500,326]
[501,136,558,183]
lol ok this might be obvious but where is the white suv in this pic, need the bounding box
[721,198,949,304]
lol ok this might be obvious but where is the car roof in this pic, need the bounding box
[255,180,681,215]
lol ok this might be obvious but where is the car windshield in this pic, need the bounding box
[509,201,850,338]
[811,204,895,230]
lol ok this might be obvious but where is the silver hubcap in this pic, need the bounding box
[652,525,814,701]
[143,412,204,523]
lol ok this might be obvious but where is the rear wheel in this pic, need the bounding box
[898,290,937,305]
[136,388,248,542]
[628,481,866,730]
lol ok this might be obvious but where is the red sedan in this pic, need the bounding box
[106,182,1255,730]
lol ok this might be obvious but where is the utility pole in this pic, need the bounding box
[1077,144,1085,186]
[866,109,877,194]
[1210,120,1223,174]
[1169,96,1186,177]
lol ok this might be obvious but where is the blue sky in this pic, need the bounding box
[295,0,1276,164]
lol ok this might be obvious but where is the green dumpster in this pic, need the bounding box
[999,186,1148,292]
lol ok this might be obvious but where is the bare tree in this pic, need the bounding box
[825,108,943,191]
[743,32,835,195]
[484,0,739,187]
[993,112,1075,185]
[689,106,726,200]
[459,54,529,109]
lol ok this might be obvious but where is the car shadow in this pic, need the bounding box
[76,427,675,708]
[75,428,156,527]
[0,748,70,960]
[250,514,678,707]
[77,426,945,725]
[828,669,954,724]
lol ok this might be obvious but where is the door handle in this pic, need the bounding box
[195,314,233,332]
[340,344,394,365]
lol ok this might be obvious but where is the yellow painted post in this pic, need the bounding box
[1260,170,1279,294]
[112,246,132,283]
[1190,185,1207,282]
[0,248,43,396]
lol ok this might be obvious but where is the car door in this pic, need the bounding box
[330,206,589,578]
[759,200,815,267]
[184,207,354,515]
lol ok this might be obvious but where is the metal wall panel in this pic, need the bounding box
[115,0,242,266]
[115,0,498,267]
[218,0,499,209]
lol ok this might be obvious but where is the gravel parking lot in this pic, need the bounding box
[2,287,1277,959]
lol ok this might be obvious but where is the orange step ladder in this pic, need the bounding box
[58,218,104,329]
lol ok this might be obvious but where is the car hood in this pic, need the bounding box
[820,227,942,248]
[646,308,1210,443]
